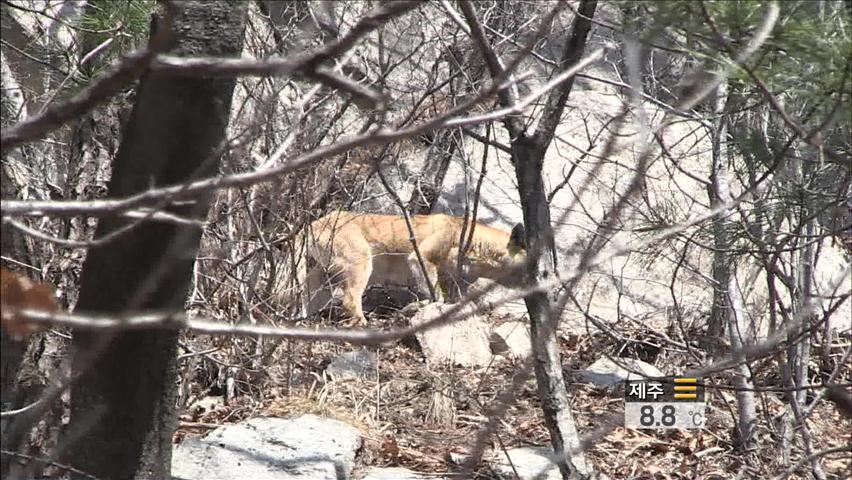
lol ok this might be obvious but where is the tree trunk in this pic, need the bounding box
[0,161,33,478]
[64,3,246,479]
[497,1,598,476]
[792,149,816,406]
[513,135,589,478]
[785,145,825,479]
[725,274,758,449]
[1,36,65,479]
[408,129,456,214]
[0,46,29,414]
[707,79,730,341]
[707,80,756,450]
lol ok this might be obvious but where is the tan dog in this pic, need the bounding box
[305,210,526,325]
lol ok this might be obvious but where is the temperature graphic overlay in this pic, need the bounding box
[624,377,706,429]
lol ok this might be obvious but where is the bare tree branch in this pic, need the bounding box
[1,40,159,153]
[0,1,419,153]
[533,0,598,146]
[1,51,602,219]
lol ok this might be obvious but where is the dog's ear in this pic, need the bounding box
[509,223,526,251]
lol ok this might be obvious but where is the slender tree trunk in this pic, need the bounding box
[64,3,247,479]
[708,81,756,450]
[0,156,33,479]
[1,40,67,479]
[0,48,29,417]
[725,274,758,449]
[793,151,816,406]
[707,84,729,340]
[786,145,826,479]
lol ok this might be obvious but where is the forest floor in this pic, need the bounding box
[175,304,852,479]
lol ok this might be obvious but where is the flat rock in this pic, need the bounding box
[410,303,493,367]
[326,348,378,381]
[172,415,362,480]
[470,280,529,320]
[491,320,532,358]
[491,447,560,480]
[360,467,448,479]
[579,357,664,387]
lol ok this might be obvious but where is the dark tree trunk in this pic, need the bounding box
[408,129,456,214]
[64,3,246,479]
[461,0,597,476]
[509,2,598,478]
[513,134,588,478]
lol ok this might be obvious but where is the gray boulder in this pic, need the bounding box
[172,414,362,480]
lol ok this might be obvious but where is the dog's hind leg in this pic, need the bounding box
[340,256,372,326]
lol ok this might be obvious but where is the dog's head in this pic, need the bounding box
[464,223,526,287]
